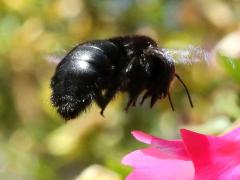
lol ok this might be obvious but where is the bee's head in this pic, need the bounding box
[144,46,193,110]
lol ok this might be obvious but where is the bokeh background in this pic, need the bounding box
[0,0,240,179]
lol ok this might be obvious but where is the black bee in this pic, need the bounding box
[50,35,193,120]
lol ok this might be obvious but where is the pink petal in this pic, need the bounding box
[122,148,194,180]
[131,131,154,144]
[132,131,190,160]
[222,127,240,141]
[181,129,240,180]
[180,129,213,166]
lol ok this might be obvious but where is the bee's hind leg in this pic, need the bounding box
[94,87,118,116]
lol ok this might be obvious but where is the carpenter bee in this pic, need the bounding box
[50,35,193,120]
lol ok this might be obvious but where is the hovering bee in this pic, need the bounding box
[50,35,196,120]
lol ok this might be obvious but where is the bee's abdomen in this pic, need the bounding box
[58,41,120,81]
[50,40,120,119]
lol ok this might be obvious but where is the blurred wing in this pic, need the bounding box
[161,46,212,65]
[45,46,212,66]
[45,55,62,65]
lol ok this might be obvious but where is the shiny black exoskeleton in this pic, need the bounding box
[51,35,193,120]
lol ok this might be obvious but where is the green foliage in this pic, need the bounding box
[219,54,240,82]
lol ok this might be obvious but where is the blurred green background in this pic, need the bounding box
[0,0,240,179]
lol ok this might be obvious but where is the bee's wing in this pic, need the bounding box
[46,46,211,65]
[45,55,63,65]
[161,46,212,65]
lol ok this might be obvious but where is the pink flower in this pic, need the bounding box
[122,128,240,180]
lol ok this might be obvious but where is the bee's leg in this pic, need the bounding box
[150,94,158,108]
[125,99,133,112]
[140,90,151,105]
[125,90,142,112]
[125,97,138,112]
[94,91,105,113]
[132,98,137,106]
[100,88,119,116]
[125,96,139,112]
[95,88,118,116]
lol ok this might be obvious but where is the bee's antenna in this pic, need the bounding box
[175,74,194,108]
[167,92,175,111]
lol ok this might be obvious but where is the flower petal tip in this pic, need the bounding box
[121,150,141,166]
[131,130,152,144]
[180,129,201,138]
[180,129,191,135]
[121,155,128,165]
